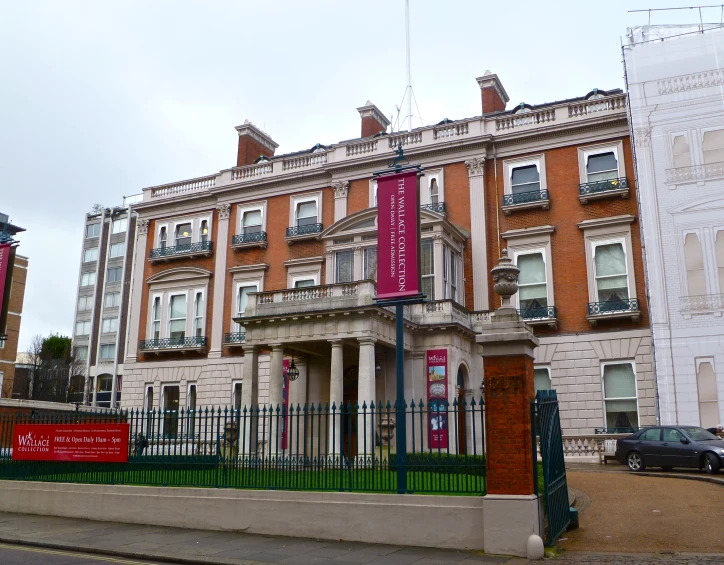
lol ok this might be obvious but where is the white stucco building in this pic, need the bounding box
[625,24,724,428]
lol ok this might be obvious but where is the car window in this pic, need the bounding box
[662,428,684,442]
[641,428,661,441]
[683,427,719,441]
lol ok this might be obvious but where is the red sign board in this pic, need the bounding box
[0,243,11,320]
[12,424,130,462]
[376,170,421,300]
[427,349,449,449]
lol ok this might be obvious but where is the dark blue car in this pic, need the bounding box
[615,426,724,474]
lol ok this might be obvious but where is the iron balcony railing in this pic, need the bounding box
[420,202,447,215]
[502,189,549,207]
[139,336,208,351]
[0,400,486,495]
[587,298,640,316]
[519,305,557,320]
[149,241,213,259]
[579,177,628,196]
[224,332,246,345]
[232,232,267,245]
[286,223,323,238]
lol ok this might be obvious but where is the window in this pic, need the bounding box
[237,285,258,317]
[511,165,540,194]
[109,242,125,258]
[0,371,3,398]
[78,295,93,311]
[175,223,192,247]
[451,252,459,302]
[294,279,315,288]
[107,267,122,283]
[233,382,243,411]
[163,385,180,438]
[83,247,98,263]
[199,220,209,243]
[194,292,204,337]
[602,362,639,431]
[363,247,377,280]
[716,231,724,293]
[335,250,354,283]
[159,226,167,249]
[663,428,685,442]
[105,292,120,308]
[145,386,154,411]
[296,201,318,227]
[443,246,450,299]
[371,179,378,207]
[697,361,720,429]
[75,321,90,335]
[684,233,707,296]
[151,296,161,340]
[169,295,187,339]
[703,129,724,164]
[593,242,628,303]
[97,375,113,391]
[112,218,127,234]
[243,210,262,234]
[80,271,96,287]
[641,428,661,441]
[534,368,552,391]
[421,239,434,300]
[517,252,548,313]
[86,224,101,238]
[188,384,197,411]
[586,152,618,182]
[74,346,89,361]
[430,178,439,205]
[101,317,118,333]
[99,343,116,360]
[672,135,691,168]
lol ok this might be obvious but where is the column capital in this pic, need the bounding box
[216,203,231,220]
[241,344,258,355]
[328,339,344,347]
[465,157,485,177]
[333,180,349,198]
[357,337,377,345]
[138,218,150,235]
[269,343,284,352]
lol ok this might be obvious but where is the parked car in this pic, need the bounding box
[615,426,724,474]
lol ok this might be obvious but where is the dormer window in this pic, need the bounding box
[175,223,192,247]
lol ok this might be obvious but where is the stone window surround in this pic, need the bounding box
[155,213,213,248]
[501,225,556,314]
[146,270,211,340]
[231,380,243,408]
[578,215,637,305]
[187,382,197,408]
[677,225,724,301]
[369,169,445,207]
[577,140,626,184]
[229,263,268,331]
[289,191,323,228]
[600,359,641,429]
[160,383,181,427]
[668,130,694,169]
[502,154,548,197]
[695,357,719,428]
[285,256,324,288]
[236,201,267,235]
[534,365,552,390]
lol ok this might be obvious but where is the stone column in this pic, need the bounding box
[477,249,542,557]
[125,218,149,363]
[465,157,489,311]
[333,181,349,222]
[268,344,284,455]
[240,345,259,456]
[329,340,344,454]
[357,337,376,457]
[209,204,231,359]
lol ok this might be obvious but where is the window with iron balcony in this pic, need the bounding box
[141,289,208,353]
[149,215,214,262]
[232,203,268,249]
[502,157,550,214]
[578,142,629,203]
[287,195,323,240]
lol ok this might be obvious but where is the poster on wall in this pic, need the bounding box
[282,359,290,450]
[376,170,422,300]
[12,424,130,462]
[426,349,448,449]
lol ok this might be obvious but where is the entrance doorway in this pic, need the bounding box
[457,365,468,455]
[342,366,358,457]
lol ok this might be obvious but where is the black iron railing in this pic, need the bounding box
[149,241,213,259]
[286,223,323,238]
[224,332,246,345]
[139,336,208,350]
[579,177,628,196]
[232,232,267,245]
[503,189,549,207]
[587,298,639,316]
[594,427,639,434]
[0,400,486,495]
[519,305,557,321]
[421,202,447,215]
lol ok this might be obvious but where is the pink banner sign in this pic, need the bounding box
[12,424,130,462]
[0,243,11,320]
[427,349,449,449]
[376,170,421,300]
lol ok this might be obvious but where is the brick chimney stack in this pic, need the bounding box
[476,71,509,115]
[357,101,391,138]
[235,120,279,167]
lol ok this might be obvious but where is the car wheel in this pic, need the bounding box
[627,451,645,472]
[704,453,721,475]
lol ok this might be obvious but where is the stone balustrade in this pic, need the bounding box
[346,140,378,156]
[658,69,724,95]
[680,293,724,312]
[388,131,423,148]
[149,175,217,199]
[232,162,273,181]
[282,152,327,171]
[568,94,627,118]
[433,122,470,139]
[496,109,556,131]
[666,161,724,184]
[536,433,628,463]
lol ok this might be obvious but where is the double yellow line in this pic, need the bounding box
[0,542,161,564]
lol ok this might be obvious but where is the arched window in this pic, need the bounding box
[697,362,719,429]
[199,220,209,243]
[703,129,724,164]
[672,135,691,168]
[159,227,167,249]
[684,233,706,296]
[430,178,439,205]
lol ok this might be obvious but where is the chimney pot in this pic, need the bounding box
[357,101,391,138]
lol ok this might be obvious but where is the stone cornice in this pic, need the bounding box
[283,256,325,267]
[234,120,279,151]
[501,225,556,239]
[577,214,636,230]
[227,263,270,274]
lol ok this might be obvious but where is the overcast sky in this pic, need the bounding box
[0,0,710,352]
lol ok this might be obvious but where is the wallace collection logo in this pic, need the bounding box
[15,431,51,453]
[12,423,130,463]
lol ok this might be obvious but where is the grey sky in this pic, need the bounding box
[0,0,705,352]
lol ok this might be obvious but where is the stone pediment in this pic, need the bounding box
[668,195,724,215]
[146,267,213,284]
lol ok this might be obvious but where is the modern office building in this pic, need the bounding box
[625,24,724,428]
[0,213,28,399]
[116,71,655,442]
[71,196,141,407]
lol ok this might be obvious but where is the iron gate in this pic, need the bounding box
[536,389,570,545]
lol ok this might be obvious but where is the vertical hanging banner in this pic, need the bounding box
[0,243,11,322]
[376,170,421,300]
[427,349,449,449]
[282,359,290,449]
